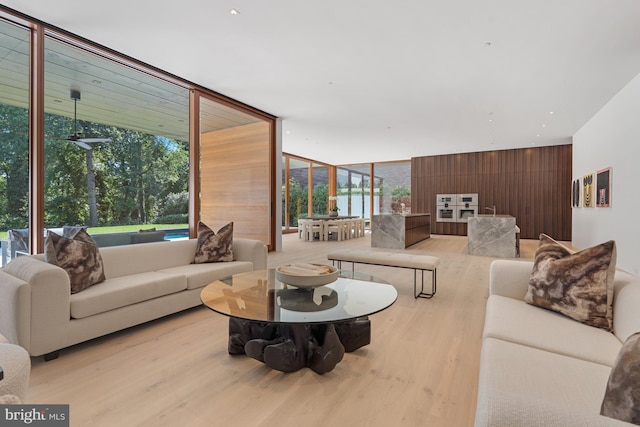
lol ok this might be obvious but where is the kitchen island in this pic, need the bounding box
[467,214,517,257]
[371,213,431,249]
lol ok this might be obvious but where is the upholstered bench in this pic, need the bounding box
[327,249,440,299]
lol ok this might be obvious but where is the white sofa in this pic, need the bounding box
[475,259,640,427]
[0,238,267,359]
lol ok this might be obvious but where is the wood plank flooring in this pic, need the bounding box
[25,233,542,427]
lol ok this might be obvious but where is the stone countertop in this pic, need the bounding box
[376,213,431,217]
[467,215,517,258]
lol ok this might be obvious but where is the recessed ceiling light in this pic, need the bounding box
[536,134,541,137]
[92,79,102,84]
[542,124,546,127]
[230,8,240,15]
[549,111,555,115]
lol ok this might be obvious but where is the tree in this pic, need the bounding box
[0,104,29,230]
[312,183,329,215]
[1,104,190,230]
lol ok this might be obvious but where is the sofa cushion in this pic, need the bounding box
[484,295,622,367]
[158,261,254,290]
[612,272,640,344]
[70,271,186,319]
[477,338,613,415]
[194,221,234,264]
[525,234,616,331]
[600,332,640,424]
[45,229,106,294]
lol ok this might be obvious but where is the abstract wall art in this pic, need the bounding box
[596,167,611,207]
[583,173,594,208]
[572,178,581,208]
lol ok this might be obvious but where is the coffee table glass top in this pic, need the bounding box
[201,269,397,324]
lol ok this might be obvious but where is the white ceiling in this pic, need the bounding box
[3,0,640,164]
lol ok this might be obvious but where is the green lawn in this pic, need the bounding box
[85,224,188,234]
[0,224,188,240]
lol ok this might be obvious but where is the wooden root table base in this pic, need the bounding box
[228,317,371,374]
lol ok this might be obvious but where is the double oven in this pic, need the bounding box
[436,193,478,223]
[436,194,457,222]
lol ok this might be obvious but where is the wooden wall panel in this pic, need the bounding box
[411,145,572,240]
[200,121,271,244]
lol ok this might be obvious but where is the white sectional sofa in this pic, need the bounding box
[475,259,640,427]
[0,238,267,359]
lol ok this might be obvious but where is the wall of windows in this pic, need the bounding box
[0,8,277,260]
[0,18,30,264]
[337,161,411,220]
[372,162,412,214]
[281,154,333,232]
[43,35,190,232]
[281,155,411,233]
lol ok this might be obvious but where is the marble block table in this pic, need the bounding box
[371,213,431,249]
[467,215,517,258]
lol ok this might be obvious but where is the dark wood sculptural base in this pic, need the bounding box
[228,317,371,374]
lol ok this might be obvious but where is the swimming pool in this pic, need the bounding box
[162,228,189,240]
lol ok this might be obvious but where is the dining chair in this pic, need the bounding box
[306,220,324,241]
[323,220,343,241]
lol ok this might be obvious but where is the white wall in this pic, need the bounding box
[573,72,640,276]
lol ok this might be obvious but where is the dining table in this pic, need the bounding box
[298,216,365,241]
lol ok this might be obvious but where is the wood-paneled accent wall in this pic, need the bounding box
[411,144,572,240]
[201,121,271,245]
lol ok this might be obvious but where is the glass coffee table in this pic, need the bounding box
[201,269,397,374]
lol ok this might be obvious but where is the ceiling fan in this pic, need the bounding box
[66,89,111,150]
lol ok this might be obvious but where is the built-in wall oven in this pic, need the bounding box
[456,193,478,223]
[436,194,457,222]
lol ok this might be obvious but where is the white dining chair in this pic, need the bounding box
[297,219,309,240]
[323,220,343,241]
[306,220,323,241]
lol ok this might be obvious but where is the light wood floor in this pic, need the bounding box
[26,233,542,427]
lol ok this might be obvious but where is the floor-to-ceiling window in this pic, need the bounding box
[336,161,411,223]
[281,154,333,232]
[337,164,371,220]
[311,163,329,216]
[43,36,190,237]
[0,18,29,266]
[0,6,277,253]
[373,162,411,214]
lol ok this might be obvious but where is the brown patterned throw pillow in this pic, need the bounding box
[193,221,234,264]
[524,234,616,331]
[601,332,640,424]
[45,229,106,294]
